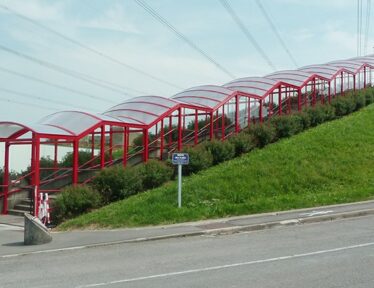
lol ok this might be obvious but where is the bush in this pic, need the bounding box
[247,124,276,148]
[60,150,94,168]
[181,145,213,175]
[270,115,304,139]
[306,104,335,126]
[228,132,255,157]
[331,95,356,117]
[138,160,173,190]
[92,166,143,204]
[203,139,235,165]
[52,185,102,224]
[352,91,366,111]
[297,112,312,130]
[365,88,374,105]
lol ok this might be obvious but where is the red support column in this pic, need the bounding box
[221,105,225,140]
[72,140,79,185]
[364,67,367,88]
[194,110,198,145]
[312,79,316,106]
[353,75,356,91]
[2,142,10,214]
[100,125,105,169]
[328,81,331,104]
[259,100,263,123]
[209,112,214,140]
[53,140,58,170]
[247,98,252,126]
[177,108,182,151]
[160,120,164,160]
[123,127,128,166]
[34,136,40,217]
[297,88,302,111]
[278,89,282,115]
[109,126,113,163]
[235,95,239,133]
[91,132,95,159]
[334,79,337,97]
[143,129,149,162]
[341,72,344,95]
[168,116,172,147]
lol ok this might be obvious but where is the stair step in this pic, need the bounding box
[8,209,27,217]
[14,204,32,210]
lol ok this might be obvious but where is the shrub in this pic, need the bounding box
[331,95,356,117]
[270,115,304,139]
[181,145,213,175]
[365,88,374,105]
[52,185,102,224]
[203,139,235,165]
[138,160,173,190]
[228,132,255,157]
[247,124,276,148]
[306,104,335,126]
[353,91,366,111]
[297,112,312,130]
[92,166,143,204]
[60,150,94,168]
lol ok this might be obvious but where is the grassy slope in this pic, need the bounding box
[59,105,374,230]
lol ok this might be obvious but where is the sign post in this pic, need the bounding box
[172,153,189,208]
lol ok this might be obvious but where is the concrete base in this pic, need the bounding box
[24,213,52,245]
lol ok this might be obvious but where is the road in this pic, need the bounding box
[1,215,374,288]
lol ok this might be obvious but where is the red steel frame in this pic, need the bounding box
[1,56,374,216]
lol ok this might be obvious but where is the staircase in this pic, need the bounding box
[8,197,32,216]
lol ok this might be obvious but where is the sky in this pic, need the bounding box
[0,0,372,124]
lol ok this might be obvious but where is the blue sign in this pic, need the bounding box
[172,153,189,165]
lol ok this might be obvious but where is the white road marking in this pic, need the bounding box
[75,241,374,288]
[0,224,23,231]
[299,210,334,217]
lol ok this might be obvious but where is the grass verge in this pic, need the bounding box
[59,105,374,230]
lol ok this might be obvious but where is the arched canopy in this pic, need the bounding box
[223,77,284,98]
[298,65,345,80]
[327,60,370,74]
[104,96,180,128]
[171,85,235,110]
[265,70,319,87]
[0,121,75,140]
[38,111,103,137]
[348,56,374,66]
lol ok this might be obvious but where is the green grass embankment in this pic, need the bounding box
[59,105,374,230]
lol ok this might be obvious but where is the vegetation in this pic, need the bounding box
[58,103,374,230]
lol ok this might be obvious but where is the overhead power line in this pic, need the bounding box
[133,0,236,79]
[0,87,98,112]
[255,0,298,67]
[0,97,60,112]
[0,3,181,90]
[0,44,128,103]
[0,65,116,103]
[364,0,371,55]
[219,0,276,70]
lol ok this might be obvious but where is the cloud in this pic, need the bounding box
[73,3,140,34]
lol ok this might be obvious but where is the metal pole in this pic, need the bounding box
[178,164,182,208]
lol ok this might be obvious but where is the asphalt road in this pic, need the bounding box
[1,215,374,288]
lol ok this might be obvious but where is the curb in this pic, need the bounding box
[2,208,374,259]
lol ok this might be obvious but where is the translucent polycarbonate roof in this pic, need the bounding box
[38,111,102,136]
[348,56,374,67]
[0,122,77,139]
[299,65,342,80]
[223,77,280,98]
[171,85,235,109]
[266,70,315,87]
[327,60,365,74]
[104,96,180,126]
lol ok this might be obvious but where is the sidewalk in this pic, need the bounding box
[1,200,374,258]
